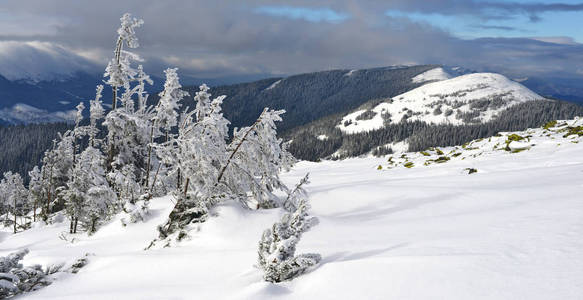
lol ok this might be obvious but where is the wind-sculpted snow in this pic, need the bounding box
[1,118,582,299]
[339,73,545,134]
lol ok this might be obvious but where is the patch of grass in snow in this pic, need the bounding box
[543,120,557,130]
[561,126,583,138]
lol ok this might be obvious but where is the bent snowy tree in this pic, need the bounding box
[153,84,295,246]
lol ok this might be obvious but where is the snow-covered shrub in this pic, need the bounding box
[0,249,58,298]
[258,177,320,283]
[121,199,150,226]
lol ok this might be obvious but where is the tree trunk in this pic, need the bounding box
[216,108,267,184]
[90,218,96,234]
[33,197,37,222]
[13,198,17,233]
[46,189,51,216]
[145,123,155,188]
[74,218,79,234]
[111,37,123,110]
[183,178,190,199]
[70,218,74,234]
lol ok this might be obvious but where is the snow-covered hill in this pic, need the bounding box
[411,67,451,83]
[339,73,545,134]
[2,118,583,299]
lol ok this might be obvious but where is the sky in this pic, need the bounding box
[0,0,582,81]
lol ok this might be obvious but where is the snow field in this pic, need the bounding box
[1,119,583,299]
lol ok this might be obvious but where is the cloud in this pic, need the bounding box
[469,24,521,32]
[386,1,583,22]
[529,36,579,45]
[0,0,580,82]
[0,41,98,81]
[254,6,349,23]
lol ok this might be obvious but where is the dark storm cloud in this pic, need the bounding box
[0,0,581,80]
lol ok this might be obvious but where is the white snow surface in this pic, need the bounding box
[2,119,583,299]
[344,69,358,76]
[265,79,282,90]
[339,73,545,134]
[411,67,451,83]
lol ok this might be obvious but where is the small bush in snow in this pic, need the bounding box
[258,175,320,283]
[0,249,59,298]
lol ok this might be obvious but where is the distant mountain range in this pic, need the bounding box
[2,64,583,180]
[0,62,582,125]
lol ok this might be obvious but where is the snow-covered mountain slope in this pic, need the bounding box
[411,67,451,83]
[339,73,545,134]
[0,103,76,125]
[2,119,583,299]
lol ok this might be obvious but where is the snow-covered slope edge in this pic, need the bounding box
[1,118,583,299]
[411,67,451,83]
[340,73,545,134]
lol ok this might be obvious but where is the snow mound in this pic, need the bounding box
[339,73,545,134]
[411,67,451,83]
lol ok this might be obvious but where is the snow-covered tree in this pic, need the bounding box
[28,166,44,222]
[89,85,105,147]
[156,68,189,141]
[219,108,295,209]
[63,146,115,234]
[258,180,320,282]
[104,13,144,110]
[40,131,75,217]
[0,171,28,233]
[154,84,295,244]
[145,68,188,191]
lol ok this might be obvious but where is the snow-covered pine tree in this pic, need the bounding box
[258,177,320,282]
[0,172,28,233]
[103,64,153,204]
[89,85,105,147]
[103,13,151,203]
[155,84,230,241]
[104,13,144,110]
[28,166,44,222]
[40,130,75,218]
[218,108,295,209]
[154,84,295,244]
[63,146,115,234]
[146,68,189,193]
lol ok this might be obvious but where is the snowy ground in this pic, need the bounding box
[2,120,583,299]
